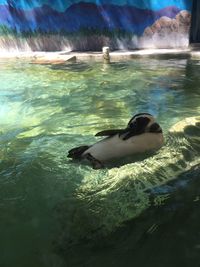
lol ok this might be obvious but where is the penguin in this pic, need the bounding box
[67,113,164,169]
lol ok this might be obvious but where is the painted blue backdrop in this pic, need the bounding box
[0,0,193,51]
[0,0,192,11]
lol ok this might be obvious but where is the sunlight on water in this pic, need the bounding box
[0,58,200,267]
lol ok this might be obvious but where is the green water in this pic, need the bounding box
[0,58,200,267]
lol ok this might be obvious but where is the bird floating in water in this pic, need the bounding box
[68,113,164,169]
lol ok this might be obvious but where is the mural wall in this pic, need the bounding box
[0,0,192,51]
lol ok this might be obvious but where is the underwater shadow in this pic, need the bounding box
[55,164,200,267]
[50,62,93,72]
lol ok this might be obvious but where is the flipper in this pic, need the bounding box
[86,153,104,169]
[95,116,151,140]
[95,128,139,140]
[95,129,127,137]
[67,145,89,159]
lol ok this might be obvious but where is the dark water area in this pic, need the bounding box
[62,165,200,267]
[190,0,200,43]
[0,57,199,267]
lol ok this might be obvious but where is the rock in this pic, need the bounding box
[143,12,191,38]
[140,10,191,48]
[169,117,200,133]
[32,55,76,65]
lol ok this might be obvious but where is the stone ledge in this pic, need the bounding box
[1,48,200,62]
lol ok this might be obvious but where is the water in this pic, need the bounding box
[0,57,199,267]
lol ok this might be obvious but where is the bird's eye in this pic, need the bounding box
[128,120,137,128]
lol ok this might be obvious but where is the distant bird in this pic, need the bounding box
[68,113,164,169]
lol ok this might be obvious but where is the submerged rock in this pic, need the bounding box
[31,55,76,65]
[169,116,200,133]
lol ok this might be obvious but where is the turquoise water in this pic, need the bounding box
[0,58,200,267]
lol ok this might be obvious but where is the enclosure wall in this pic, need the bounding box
[0,0,192,51]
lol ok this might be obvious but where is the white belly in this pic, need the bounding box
[83,133,164,162]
